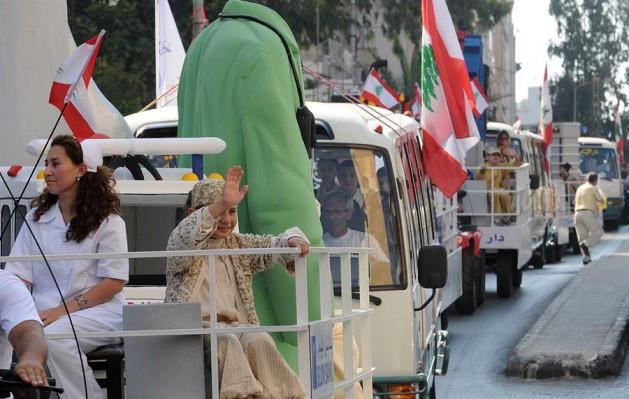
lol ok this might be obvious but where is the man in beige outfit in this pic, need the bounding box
[574,173,605,264]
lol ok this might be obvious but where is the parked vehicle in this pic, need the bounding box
[0,137,379,398]
[459,122,555,298]
[122,103,454,398]
[578,137,624,229]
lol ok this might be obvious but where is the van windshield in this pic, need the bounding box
[314,147,404,290]
[579,147,618,179]
[486,130,523,160]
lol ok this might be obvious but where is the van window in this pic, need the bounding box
[401,140,427,247]
[535,141,548,185]
[314,146,404,289]
[14,205,27,239]
[136,125,178,169]
[1,205,10,268]
[410,136,436,243]
[487,131,523,161]
[579,147,618,179]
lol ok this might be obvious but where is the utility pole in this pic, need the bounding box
[349,0,358,86]
[192,0,206,40]
[572,65,577,122]
[592,75,601,136]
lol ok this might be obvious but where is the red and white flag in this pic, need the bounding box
[420,0,480,198]
[411,82,422,120]
[361,68,400,110]
[49,30,131,141]
[615,98,624,165]
[471,77,488,117]
[539,64,553,171]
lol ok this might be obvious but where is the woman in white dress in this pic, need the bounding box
[5,134,128,399]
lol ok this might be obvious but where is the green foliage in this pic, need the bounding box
[548,0,629,133]
[379,0,513,98]
[67,0,514,115]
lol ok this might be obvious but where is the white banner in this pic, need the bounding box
[156,0,185,108]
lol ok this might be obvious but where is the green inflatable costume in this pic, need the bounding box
[177,0,323,371]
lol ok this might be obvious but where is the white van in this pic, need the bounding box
[460,122,555,298]
[310,102,458,398]
[578,137,624,229]
[0,137,379,398]
[121,103,456,398]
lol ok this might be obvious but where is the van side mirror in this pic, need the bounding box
[418,245,448,289]
[529,174,540,190]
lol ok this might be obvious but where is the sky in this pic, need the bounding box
[512,0,561,102]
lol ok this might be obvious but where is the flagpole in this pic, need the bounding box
[139,83,179,112]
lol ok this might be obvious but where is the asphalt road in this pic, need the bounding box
[438,226,629,399]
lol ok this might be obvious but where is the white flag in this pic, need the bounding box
[156,0,186,108]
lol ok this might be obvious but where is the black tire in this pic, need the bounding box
[569,229,581,254]
[545,243,558,263]
[429,381,436,399]
[496,250,514,298]
[512,264,523,288]
[604,219,620,231]
[455,255,477,314]
[476,250,487,306]
[440,312,448,330]
[530,245,545,269]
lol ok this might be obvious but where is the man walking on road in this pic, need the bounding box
[574,173,605,264]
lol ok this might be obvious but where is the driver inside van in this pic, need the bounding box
[321,189,389,272]
[164,166,309,399]
[496,131,522,165]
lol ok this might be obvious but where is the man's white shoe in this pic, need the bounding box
[583,255,592,265]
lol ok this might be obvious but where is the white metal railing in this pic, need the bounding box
[1,246,375,399]
[459,164,532,226]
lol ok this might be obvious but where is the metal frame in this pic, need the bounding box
[1,246,375,399]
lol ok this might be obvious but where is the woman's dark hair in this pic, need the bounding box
[32,135,120,242]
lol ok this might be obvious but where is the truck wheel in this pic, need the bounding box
[569,229,580,254]
[455,255,477,314]
[530,245,545,269]
[512,264,523,288]
[545,242,558,264]
[440,313,448,330]
[476,250,486,306]
[429,381,436,399]
[604,219,620,231]
[496,250,514,298]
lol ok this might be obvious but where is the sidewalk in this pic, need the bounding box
[506,240,629,379]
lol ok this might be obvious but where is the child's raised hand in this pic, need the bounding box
[222,166,249,208]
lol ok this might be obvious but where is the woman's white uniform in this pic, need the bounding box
[5,203,128,399]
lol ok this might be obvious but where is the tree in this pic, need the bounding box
[67,0,514,115]
[548,0,629,135]
[378,0,513,98]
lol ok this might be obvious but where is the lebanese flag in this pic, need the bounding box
[411,82,422,119]
[539,64,553,171]
[471,77,488,117]
[361,68,400,109]
[420,0,480,198]
[49,30,131,141]
[615,98,624,165]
